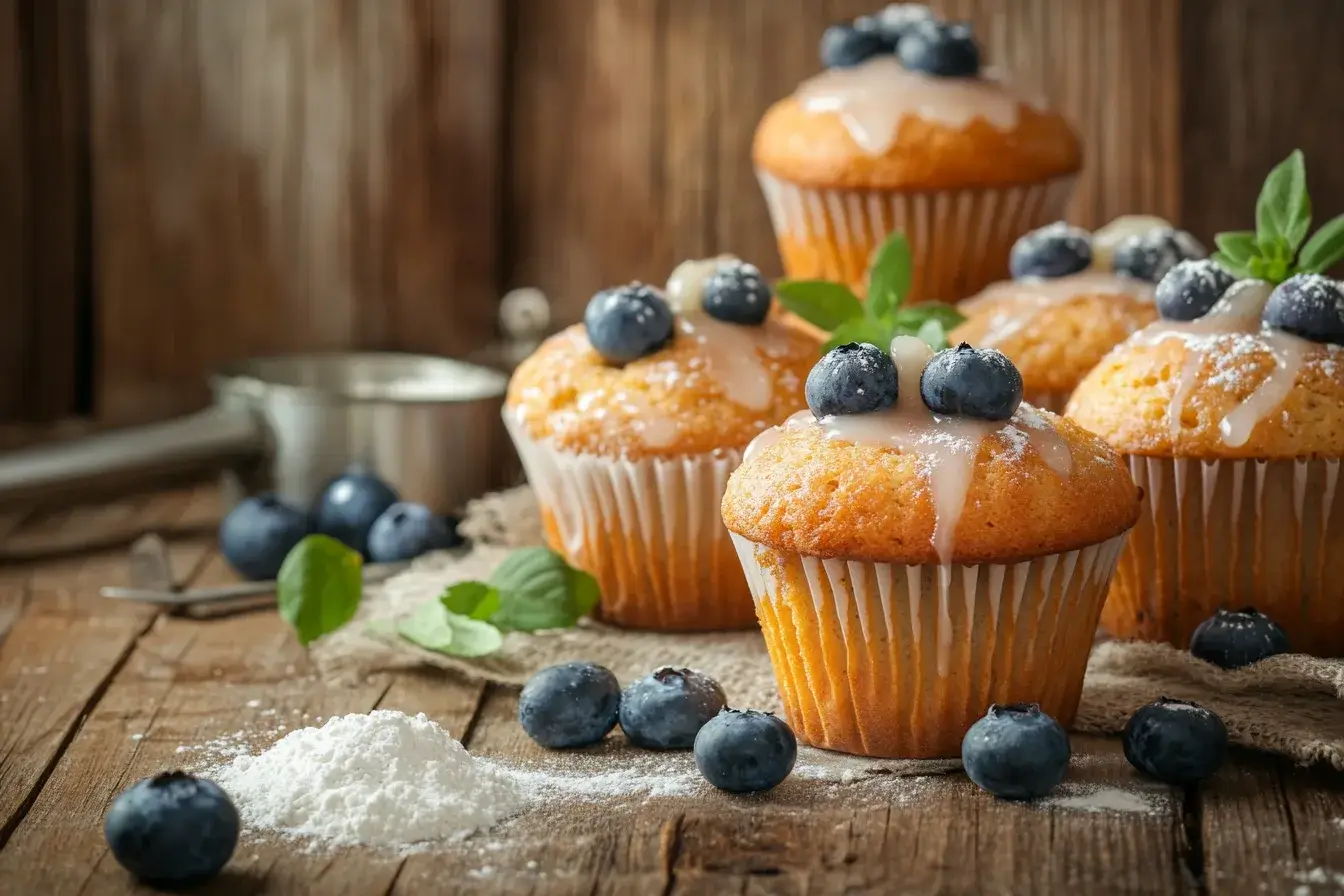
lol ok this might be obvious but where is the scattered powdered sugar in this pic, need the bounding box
[1292,866,1344,894]
[497,754,702,801]
[207,711,525,854]
[1041,782,1172,815]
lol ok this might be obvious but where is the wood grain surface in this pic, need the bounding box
[0,484,1341,895]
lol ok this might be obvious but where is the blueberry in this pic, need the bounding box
[583,283,675,365]
[104,772,239,886]
[1123,697,1228,786]
[961,703,1070,801]
[1009,222,1093,279]
[518,662,621,749]
[1155,259,1236,322]
[920,342,1023,421]
[1262,274,1344,345]
[820,24,889,68]
[311,470,399,558]
[875,4,936,46]
[701,262,773,326]
[366,502,459,563]
[218,493,310,581]
[897,21,980,78]
[1112,228,1206,283]
[619,667,727,750]
[1189,607,1290,670]
[693,709,797,793]
[805,342,899,419]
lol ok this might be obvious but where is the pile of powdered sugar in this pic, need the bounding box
[207,710,525,853]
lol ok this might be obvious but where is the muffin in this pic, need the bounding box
[505,257,821,631]
[952,217,1204,410]
[722,336,1141,758]
[1067,267,1344,657]
[754,5,1081,303]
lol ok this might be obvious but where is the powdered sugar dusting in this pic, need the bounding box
[1042,782,1173,815]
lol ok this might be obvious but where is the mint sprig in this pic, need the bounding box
[277,537,599,658]
[1212,150,1344,283]
[775,232,964,352]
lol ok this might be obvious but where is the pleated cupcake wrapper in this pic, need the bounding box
[504,418,754,631]
[1023,389,1073,415]
[731,534,1128,759]
[756,170,1077,303]
[1107,456,1344,657]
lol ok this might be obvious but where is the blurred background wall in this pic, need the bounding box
[2,0,1342,428]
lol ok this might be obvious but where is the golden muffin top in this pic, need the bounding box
[507,257,822,460]
[722,336,1141,565]
[753,55,1081,191]
[1067,275,1344,460]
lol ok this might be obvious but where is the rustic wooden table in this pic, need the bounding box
[1,485,1342,895]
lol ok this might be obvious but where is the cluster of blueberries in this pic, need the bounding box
[820,4,980,78]
[974,607,1290,798]
[518,662,798,794]
[219,468,460,581]
[1010,221,1207,284]
[807,340,1025,423]
[583,260,772,366]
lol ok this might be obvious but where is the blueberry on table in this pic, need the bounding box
[920,343,1023,421]
[961,703,1070,800]
[693,709,797,793]
[367,502,459,563]
[218,493,310,580]
[820,24,889,68]
[1123,697,1228,786]
[1189,607,1290,670]
[897,21,980,77]
[519,662,622,749]
[311,470,399,558]
[104,772,239,886]
[805,342,900,419]
[1009,222,1093,279]
[584,283,675,365]
[1111,228,1206,283]
[620,667,727,750]
[701,261,773,326]
[1155,259,1236,322]
[1262,274,1344,345]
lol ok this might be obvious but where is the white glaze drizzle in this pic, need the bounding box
[793,57,1045,155]
[961,271,1155,348]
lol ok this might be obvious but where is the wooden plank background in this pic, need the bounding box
[0,0,1342,424]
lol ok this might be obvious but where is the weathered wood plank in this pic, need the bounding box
[89,0,506,425]
[0,0,29,422]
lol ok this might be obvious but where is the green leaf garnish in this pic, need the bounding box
[276,535,363,646]
[778,232,963,354]
[441,581,502,621]
[398,600,503,658]
[1221,150,1342,284]
[487,547,600,632]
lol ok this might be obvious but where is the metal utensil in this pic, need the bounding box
[0,353,512,514]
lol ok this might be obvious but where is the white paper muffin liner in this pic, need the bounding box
[1107,455,1344,657]
[756,170,1077,303]
[730,533,1128,758]
[504,416,754,631]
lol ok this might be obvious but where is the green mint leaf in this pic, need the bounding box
[1256,149,1309,250]
[775,280,864,331]
[398,600,503,658]
[1213,231,1258,265]
[866,232,913,320]
[892,302,966,332]
[1248,256,1269,280]
[1298,213,1344,273]
[915,319,949,350]
[1210,251,1254,279]
[440,581,502,621]
[276,535,363,646]
[488,547,600,632]
[822,317,894,354]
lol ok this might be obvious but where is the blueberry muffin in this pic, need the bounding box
[506,257,821,631]
[754,4,1081,303]
[723,336,1140,757]
[952,217,1203,409]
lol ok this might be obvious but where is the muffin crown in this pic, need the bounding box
[507,258,821,460]
[722,337,1141,565]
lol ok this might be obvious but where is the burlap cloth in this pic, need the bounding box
[313,487,1344,770]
